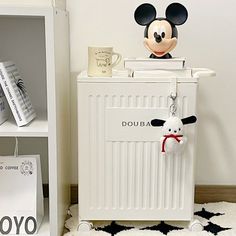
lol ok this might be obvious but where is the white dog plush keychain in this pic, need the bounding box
[151,115,197,156]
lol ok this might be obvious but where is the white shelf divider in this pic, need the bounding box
[0,111,48,137]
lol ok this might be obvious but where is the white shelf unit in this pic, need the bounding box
[0,6,70,236]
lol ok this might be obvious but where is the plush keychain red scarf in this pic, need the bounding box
[162,134,183,153]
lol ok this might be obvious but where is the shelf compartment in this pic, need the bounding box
[0,111,48,137]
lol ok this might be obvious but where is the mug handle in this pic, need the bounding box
[112,52,122,68]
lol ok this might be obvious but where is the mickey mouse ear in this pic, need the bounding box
[134,3,157,26]
[166,3,188,26]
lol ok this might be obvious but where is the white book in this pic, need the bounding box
[0,61,36,127]
[0,85,10,125]
[133,68,192,78]
[124,57,186,71]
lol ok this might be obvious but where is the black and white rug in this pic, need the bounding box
[64,202,236,236]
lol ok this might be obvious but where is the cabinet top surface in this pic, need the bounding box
[77,71,199,83]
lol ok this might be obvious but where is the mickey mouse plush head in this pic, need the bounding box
[134,3,188,59]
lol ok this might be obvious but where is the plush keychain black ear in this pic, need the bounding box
[181,116,197,125]
[166,3,188,26]
[151,119,166,127]
[134,3,157,26]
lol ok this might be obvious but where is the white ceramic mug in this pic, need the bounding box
[88,46,122,77]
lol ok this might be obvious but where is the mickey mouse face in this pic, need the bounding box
[145,19,177,58]
[134,3,188,58]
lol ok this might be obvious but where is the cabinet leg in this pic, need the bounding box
[77,220,93,232]
[188,219,204,231]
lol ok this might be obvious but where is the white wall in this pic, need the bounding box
[67,0,236,185]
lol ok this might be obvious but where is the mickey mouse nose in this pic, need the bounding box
[174,130,177,133]
[154,32,162,43]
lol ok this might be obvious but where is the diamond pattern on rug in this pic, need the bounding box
[203,222,231,235]
[141,221,183,235]
[64,202,236,236]
[96,221,133,236]
[195,208,224,220]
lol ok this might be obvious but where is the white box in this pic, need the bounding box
[0,155,44,234]
[124,57,186,70]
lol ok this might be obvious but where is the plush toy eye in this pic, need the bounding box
[161,32,166,38]
[169,129,171,132]
[179,128,181,131]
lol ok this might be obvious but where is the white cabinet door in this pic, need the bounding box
[78,82,197,221]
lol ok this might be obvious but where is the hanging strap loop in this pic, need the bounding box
[169,77,178,116]
[170,77,177,99]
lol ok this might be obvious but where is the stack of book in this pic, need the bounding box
[124,57,191,77]
[0,61,36,127]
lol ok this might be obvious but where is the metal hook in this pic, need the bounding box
[170,92,177,101]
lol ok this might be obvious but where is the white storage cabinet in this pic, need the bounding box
[77,70,214,231]
[0,6,70,236]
